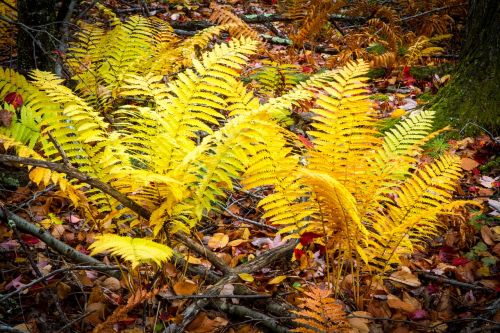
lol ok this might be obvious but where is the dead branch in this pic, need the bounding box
[0,209,117,271]
[415,270,493,291]
[213,301,291,333]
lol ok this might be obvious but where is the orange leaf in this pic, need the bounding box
[207,233,229,250]
[173,279,197,296]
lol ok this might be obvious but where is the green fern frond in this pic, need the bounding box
[89,234,173,268]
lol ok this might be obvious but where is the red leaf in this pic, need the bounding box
[21,234,40,245]
[402,66,416,86]
[468,186,479,193]
[297,134,314,149]
[3,92,23,109]
[472,168,481,176]
[301,65,313,73]
[294,249,305,260]
[299,232,321,246]
[452,257,470,266]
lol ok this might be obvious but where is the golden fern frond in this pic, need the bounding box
[365,154,466,273]
[370,51,397,68]
[299,169,370,265]
[292,287,350,333]
[279,0,308,20]
[209,3,261,40]
[307,60,381,199]
[367,18,400,50]
[89,234,173,268]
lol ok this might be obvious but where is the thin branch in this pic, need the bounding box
[0,209,117,272]
[0,324,26,333]
[0,264,120,302]
[160,294,272,301]
[400,3,468,22]
[415,270,493,291]
[0,154,151,220]
[174,232,232,275]
[217,203,278,232]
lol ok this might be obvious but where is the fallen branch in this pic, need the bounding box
[0,155,151,219]
[0,324,26,333]
[415,270,493,291]
[0,209,116,269]
[213,301,290,333]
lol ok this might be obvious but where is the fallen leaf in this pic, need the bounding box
[348,311,372,333]
[268,275,287,284]
[238,273,254,282]
[227,239,247,247]
[56,282,72,300]
[460,158,479,171]
[387,294,418,313]
[207,233,229,250]
[173,279,197,295]
[389,266,421,287]
[101,277,121,291]
[186,312,228,333]
[84,302,106,325]
[480,226,495,245]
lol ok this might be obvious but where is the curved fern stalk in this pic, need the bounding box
[307,60,382,200]
[364,154,469,273]
[299,169,370,265]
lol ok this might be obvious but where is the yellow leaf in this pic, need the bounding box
[227,239,246,247]
[268,275,287,284]
[238,273,254,282]
[186,256,203,265]
[29,167,48,185]
[391,108,406,118]
[207,233,229,250]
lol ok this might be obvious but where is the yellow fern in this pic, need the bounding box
[89,234,173,268]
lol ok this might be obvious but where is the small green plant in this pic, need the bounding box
[423,134,451,158]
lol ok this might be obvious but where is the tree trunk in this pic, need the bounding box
[432,0,499,136]
[16,0,56,73]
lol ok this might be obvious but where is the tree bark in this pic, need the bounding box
[16,0,57,73]
[432,0,499,135]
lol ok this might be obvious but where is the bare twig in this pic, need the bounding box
[415,270,493,291]
[161,294,272,301]
[400,3,468,22]
[217,203,278,232]
[0,264,121,303]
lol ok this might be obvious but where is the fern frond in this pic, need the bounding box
[209,3,261,40]
[292,287,350,333]
[90,235,173,268]
[307,60,381,198]
[365,154,466,273]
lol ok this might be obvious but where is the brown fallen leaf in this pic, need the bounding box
[460,157,479,171]
[173,279,197,296]
[186,312,228,333]
[387,294,418,313]
[84,302,107,325]
[389,266,421,287]
[348,311,372,333]
[101,277,121,292]
[56,282,72,300]
[480,226,495,245]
